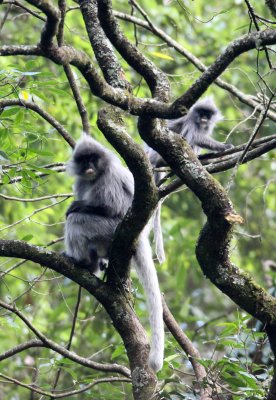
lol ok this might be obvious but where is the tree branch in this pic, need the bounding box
[138,117,276,325]
[97,107,159,283]
[0,98,75,147]
[0,300,130,377]
[114,10,276,122]
[79,0,130,91]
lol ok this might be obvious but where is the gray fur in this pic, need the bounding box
[64,134,164,372]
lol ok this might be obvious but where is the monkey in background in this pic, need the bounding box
[147,97,233,168]
[146,97,233,263]
[64,134,164,372]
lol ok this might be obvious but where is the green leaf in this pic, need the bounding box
[111,344,125,359]
[150,52,174,60]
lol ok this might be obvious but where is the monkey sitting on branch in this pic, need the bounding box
[147,97,233,169]
[64,133,164,372]
[146,97,234,264]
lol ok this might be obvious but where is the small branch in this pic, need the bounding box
[162,298,212,400]
[2,0,46,21]
[56,0,91,135]
[226,93,274,190]
[0,197,69,233]
[51,286,82,391]
[0,193,72,202]
[0,373,131,398]
[0,165,65,186]
[245,0,272,68]
[0,299,131,377]
[63,65,91,134]
[0,98,75,147]
[0,339,44,361]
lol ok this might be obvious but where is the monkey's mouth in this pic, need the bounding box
[84,168,95,176]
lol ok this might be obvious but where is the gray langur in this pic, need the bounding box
[64,134,164,372]
[147,97,233,168]
[146,97,233,263]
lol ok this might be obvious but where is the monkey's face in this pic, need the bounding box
[73,151,102,181]
[194,108,214,130]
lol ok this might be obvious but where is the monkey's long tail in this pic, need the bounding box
[153,202,166,264]
[133,229,164,372]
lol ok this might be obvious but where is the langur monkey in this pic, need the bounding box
[147,97,233,262]
[147,97,233,168]
[64,134,164,372]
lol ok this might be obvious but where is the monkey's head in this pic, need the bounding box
[68,135,115,180]
[191,97,222,131]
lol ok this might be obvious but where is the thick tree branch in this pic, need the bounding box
[114,10,276,122]
[171,29,276,113]
[138,117,276,325]
[79,0,130,91]
[97,0,170,102]
[26,0,60,47]
[97,107,159,283]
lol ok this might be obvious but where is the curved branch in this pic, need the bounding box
[0,372,131,398]
[97,0,170,101]
[79,0,130,91]
[0,339,44,361]
[162,298,212,400]
[0,98,75,147]
[26,0,60,46]
[0,300,130,377]
[114,10,276,122]
[171,29,276,112]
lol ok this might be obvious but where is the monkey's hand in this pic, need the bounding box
[224,143,234,150]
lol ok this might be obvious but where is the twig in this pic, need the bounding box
[51,286,82,391]
[0,193,73,202]
[0,197,70,232]
[0,300,131,377]
[0,373,131,398]
[162,297,213,400]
